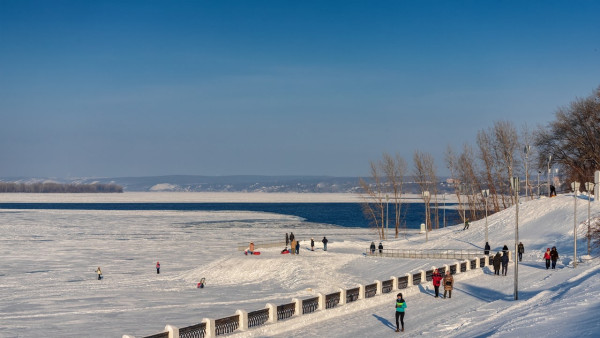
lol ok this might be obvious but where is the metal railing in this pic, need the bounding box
[277,303,295,321]
[346,287,360,303]
[302,297,319,314]
[365,283,377,298]
[366,248,488,260]
[325,292,340,309]
[248,309,269,328]
[178,322,206,338]
[382,279,393,293]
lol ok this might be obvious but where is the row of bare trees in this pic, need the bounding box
[361,86,600,241]
[0,182,123,193]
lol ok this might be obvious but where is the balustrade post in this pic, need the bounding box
[405,273,413,287]
[390,276,398,290]
[420,270,426,284]
[443,264,449,274]
[465,260,471,271]
[509,250,513,262]
[484,256,489,266]
[317,292,326,310]
[165,325,179,338]
[235,310,248,331]
[374,280,382,295]
[339,288,347,305]
[202,319,215,338]
[266,303,277,323]
[475,257,480,269]
[454,262,461,274]
[292,298,302,317]
[358,284,365,300]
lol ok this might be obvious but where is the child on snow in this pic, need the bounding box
[395,293,406,332]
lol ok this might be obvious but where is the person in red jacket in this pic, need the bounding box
[432,268,443,298]
[156,261,160,274]
[544,248,551,269]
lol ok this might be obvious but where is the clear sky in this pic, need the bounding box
[1,1,599,178]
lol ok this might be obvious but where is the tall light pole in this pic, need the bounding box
[571,182,580,268]
[443,192,446,228]
[537,170,541,197]
[510,177,520,300]
[585,182,594,256]
[459,184,467,229]
[547,155,552,197]
[482,189,489,243]
[524,145,530,199]
[385,194,389,240]
[423,191,430,242]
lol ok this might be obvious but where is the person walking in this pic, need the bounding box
[96,267,103,280]
[463,219,470,230]
[370,241,376,255]
[432,269,443,298]
[518,242,524,262]
[544,248,551,269]
[502,244,509,254]
[290,239,297,255]
[156,261,160,274]
[310,238,315,251]
[378,242,383,255]
[493,252,501,275]
[295,239,300,255]
[484,242,490,255]
[550,246,559,269]
[322,236,328,251]
[395,292,406,332]
[285,233,289,247]
[443,271,454,298]
[289,232,295,243]
[501,251,509,276]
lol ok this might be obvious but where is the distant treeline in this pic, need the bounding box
[0,182,123,193]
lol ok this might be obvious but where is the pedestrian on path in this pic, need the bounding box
[484,242,490,255]
[463,219,470,230]
[322,236,328,251]
[395,293,406,332]
[378,242,383,255]
[291,239,297,255]
[501,251,509,276]
[285,233,289,246]
[544,248,551,269]
[432,269,443,298]
[156,261,160,274]
[96,267,103,280]
[310,238,315,251]
[443,272,454,298]
[493,252,501,275]
[550,246,559,269]
[518,242,524,262]
[370,241,376,255]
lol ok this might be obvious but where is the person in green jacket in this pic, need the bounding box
[395,292,406,332]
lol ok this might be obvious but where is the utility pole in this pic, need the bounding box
[510,177,520,300]
[571,182,580,268]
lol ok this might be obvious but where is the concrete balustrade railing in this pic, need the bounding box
[127,255,495,338]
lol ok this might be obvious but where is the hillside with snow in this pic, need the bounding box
[0,193,599,337]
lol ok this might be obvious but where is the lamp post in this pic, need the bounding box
[585,182,594,256]
[510,177,520,300]
[537,170,541,197]
[386,195,389,240]
[547,155,552,197]
[459,184,467,229]
[571,182,580,268]
[443,192,446,228]
[423,191,430,242]
[482,189,489,243]
[524,145,530,199]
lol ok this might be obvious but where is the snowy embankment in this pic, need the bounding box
[0,193,599,337]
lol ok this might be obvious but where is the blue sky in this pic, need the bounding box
[1,1,599,178]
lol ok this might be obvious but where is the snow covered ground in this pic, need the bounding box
[1,192,599,337]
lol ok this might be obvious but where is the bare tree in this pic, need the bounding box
[382,153,407,238]
[360,161,386,240]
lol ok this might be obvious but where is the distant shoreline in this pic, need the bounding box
[0,191,460,204]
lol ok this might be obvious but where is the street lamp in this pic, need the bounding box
[585,182,595,256]
[537,170,541,197]
[571,182,580,268]
[422,191,430,242]
[510,177,520,300]
[547,155,552,197]
[443,192,446,228]
[386,195,389,240]
[482,189,489,243]
[524,145,530,199]
[459,184,467,229]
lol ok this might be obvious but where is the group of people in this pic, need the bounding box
[544,247,559,269]
[284,232,328,254]
[369,241,384,255]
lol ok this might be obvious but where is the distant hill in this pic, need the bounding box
[0,175,454,193]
